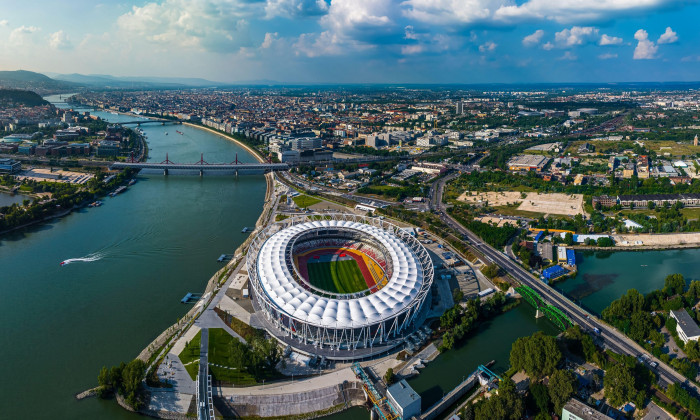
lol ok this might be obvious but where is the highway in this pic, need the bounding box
[431,174,698,393]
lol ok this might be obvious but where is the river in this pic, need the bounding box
[4,95,669,420]
[0,95,266,419]
[557,248,700,314]
[321,303,560,419]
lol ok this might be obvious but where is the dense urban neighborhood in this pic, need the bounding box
[2,72,700,420]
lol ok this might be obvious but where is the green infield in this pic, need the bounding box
[307,259,368,294]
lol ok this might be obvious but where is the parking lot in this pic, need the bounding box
[15,168,94,184]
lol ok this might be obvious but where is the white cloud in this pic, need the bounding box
[399,27,455,56]
[478,41,497,52]
[522,29,544,47]
[493,0,680,24]
[633,29,658,59]
[401,44,424,55]
[542,41,554,50]
[321,0,393,35]
[265,0,328,19]
[261,32,278,48]
[599,34,622,45]
[295,0,395,57]
[657,26,678,44]
[554,26,598,46]
[401,0,503,26]
[404,25,419,40]
[681,55,700,62]
[598,52,618,59]
[9,25,39,46]
[558,51,577,60]
[0,20,8,27]
[402,0,686,26]
[49,30,72,50]
[116,0,255,53]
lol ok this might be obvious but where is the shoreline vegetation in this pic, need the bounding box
[0,169,137,237]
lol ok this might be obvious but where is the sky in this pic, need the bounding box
[1,0,700,84]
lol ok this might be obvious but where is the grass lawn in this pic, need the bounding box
[208,328,258,385]
[307,259,367,293]
[177,330,201,380]
[292,194,321,208]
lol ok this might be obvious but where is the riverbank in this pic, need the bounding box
[183,122,265,164]
[567,232,700,252]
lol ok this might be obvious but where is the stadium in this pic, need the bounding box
[246,214,434,360]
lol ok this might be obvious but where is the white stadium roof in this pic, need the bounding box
[256,220,424,329]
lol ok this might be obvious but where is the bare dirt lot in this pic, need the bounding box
[458,191,585,216]
[458,191,524,207]
[475,216,519,227]
[614,232,700,247]
[518,193,584,216]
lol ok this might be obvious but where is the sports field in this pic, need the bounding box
[307,259,368,294]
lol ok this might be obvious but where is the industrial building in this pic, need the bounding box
[507,154,549,172]
[557,246,568,262]
[0,158,21,174]
[562,398,614,420]
[387,380,421,420]
[542,265,570,281]
[670,309,700,343]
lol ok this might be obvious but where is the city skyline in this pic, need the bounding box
[1,0,699,84]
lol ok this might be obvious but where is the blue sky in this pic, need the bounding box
[0,0,699,83]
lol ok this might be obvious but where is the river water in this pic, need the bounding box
[322,304,559,419]
[5,95,671,419]
[558,249,700,314]
[0,95,265,419]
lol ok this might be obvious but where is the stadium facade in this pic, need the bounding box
[246,214,434,359]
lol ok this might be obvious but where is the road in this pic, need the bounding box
[279,170,396,208]
[198,328,211,420]
[431,176,698,394]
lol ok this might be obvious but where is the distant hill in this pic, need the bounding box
[49,73,221,88]
[0,89,50,107]
[0,70,77,93]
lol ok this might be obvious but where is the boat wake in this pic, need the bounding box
[60,252,104,266]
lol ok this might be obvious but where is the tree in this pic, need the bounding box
[481,264,499,279]
[686,280,700,302]
[548,369,576,413]
[529,383,550,414]
[596,237,614,247]
[604,363,636,407]
[628,311,654,342]
[601,289,645,324]
[461,403,475,420]
[663,273,686,296]
[564,232,574,246]
[384,368,395,385]
[475,379,524,420]
[685,340,700,361]
[510,332,562,378]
